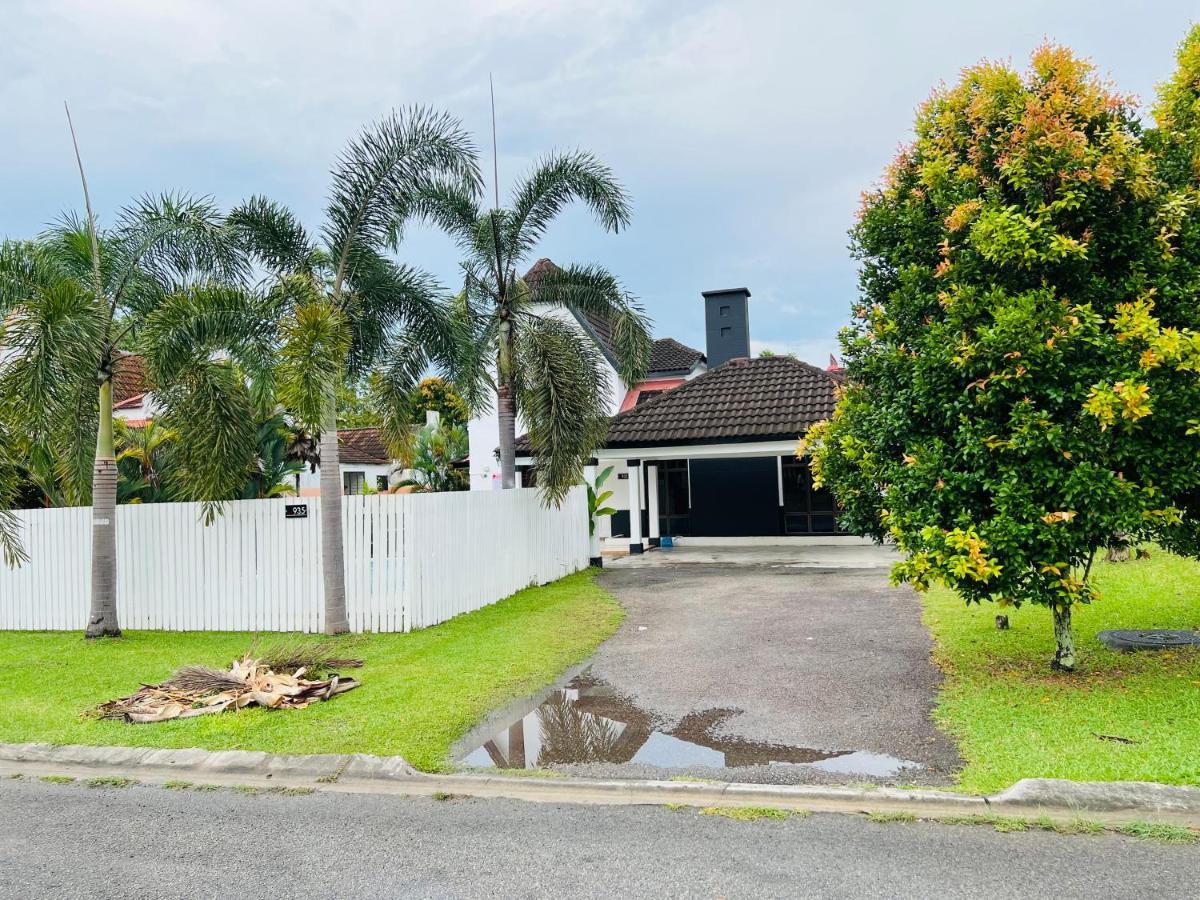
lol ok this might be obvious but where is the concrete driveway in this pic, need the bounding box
[459,543,961,785]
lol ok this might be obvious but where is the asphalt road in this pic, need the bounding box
[3,779,1196,899]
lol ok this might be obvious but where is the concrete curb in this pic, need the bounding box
[2,743,1198,827]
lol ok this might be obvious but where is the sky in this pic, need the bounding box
[3,1,1198,367]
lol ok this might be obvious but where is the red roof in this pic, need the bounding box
[112,353,150,404]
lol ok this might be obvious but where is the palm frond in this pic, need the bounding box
[227,195,318,275]
[155,359,257,509]
[108,193,249,315]
[324,107,481,291]
[527,263,652,385]
[512,315,611,504]
[507,151,632,262]
[276,300,351,429]
[339,248,451,378]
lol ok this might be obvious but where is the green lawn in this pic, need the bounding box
[0,570,622,772]
[924,552,1200,794]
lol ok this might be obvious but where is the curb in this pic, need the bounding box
[2,743,1198,827]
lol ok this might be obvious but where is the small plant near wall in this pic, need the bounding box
[399,423,469,493]
[587,466,616,536]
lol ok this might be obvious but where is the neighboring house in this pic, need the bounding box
[465,258,709,491]
[111,352,157,426]
[511,285,845,546]
[296,426,396,497]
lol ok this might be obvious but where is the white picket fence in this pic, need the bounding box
[0,488,589,633]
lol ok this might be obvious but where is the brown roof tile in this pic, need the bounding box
[338,427,390,465]
[112,353,150,404]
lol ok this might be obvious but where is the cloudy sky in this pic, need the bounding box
[3,1,1197,364]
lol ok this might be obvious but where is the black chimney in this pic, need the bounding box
[701,287,751,367]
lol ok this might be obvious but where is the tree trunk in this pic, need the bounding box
[86,378,119,638]
[1051,602,1075,672]
[319,388,350,635]
[496,324,517,489]
[497,380,517,490]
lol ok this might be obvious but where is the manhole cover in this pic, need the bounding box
[1098,629,1200,651]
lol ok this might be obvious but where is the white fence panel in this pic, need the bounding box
[0,487,588,633]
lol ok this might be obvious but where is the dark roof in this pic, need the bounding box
[515,356,838,453]
[648,337,704,374]
[338,427,390,465]
[112,353,150,403]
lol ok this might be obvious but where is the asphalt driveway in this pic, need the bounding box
[458,544,961,785]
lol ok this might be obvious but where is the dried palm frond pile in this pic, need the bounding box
[95,653,362,724]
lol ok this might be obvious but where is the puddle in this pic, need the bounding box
[458,672,922,777]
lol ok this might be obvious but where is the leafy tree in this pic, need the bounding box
[409,375,467,427]
[804,38,1200,671]
[228,108,480,634]
[0,118,253,636]
[399,422,469,493]
[414,150,652,500]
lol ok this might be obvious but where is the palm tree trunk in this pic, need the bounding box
[319,386,350,635]
[497,381,517,490]
[496,324,517,490]
[86,378,119,638]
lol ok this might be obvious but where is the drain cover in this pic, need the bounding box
[1098,629,1200,651]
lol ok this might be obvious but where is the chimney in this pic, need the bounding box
[701,287,751,367]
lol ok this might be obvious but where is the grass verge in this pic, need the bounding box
[0,570,622,772]
[923,552,1200,794]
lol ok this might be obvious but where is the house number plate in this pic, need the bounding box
[285,504,308,519]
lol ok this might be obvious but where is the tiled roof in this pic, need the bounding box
[515,355,838,453]
[338,427,390,465]
[112,353,150,404]
[648,337,704,374]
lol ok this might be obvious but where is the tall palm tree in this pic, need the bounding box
[414,150,652,500]
[228,108,481,634]
[0,120,255,637]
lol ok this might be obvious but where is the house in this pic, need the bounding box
[111,352,157,426]
[510,284,844,549]
[110,352,402,496]
[465,259,710,491]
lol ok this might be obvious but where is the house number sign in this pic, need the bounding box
[285,504,308,519]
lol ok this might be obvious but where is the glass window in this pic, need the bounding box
[342,471,365,495]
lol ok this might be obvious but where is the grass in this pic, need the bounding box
[865,811,917,824]
[39,774,75,784]
[86,776,136,788]
[698,806,809,822]
[898,813,1196,844]
[0,571,622,773]
[923,552,1200,794]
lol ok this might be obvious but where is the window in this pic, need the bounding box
[781,457,841,534]
[720,305,730,317]
[721,326,732,337]
[342,471,365,495]
[376,475,389,491]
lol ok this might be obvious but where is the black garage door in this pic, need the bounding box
[687,457,780,537]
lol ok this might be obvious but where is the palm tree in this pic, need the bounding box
[0,120,255,636]
[241,415,306,499]
[115,419,178,503]
[414,150,652,500]
[228,108,481,634]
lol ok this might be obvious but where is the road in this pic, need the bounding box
[2,779,1195,899]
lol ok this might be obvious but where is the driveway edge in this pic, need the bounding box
[2,742,1198,827]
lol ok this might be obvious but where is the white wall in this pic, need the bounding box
[297,463,393,497]
[467,305,625,491]
[0,489,589,633]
